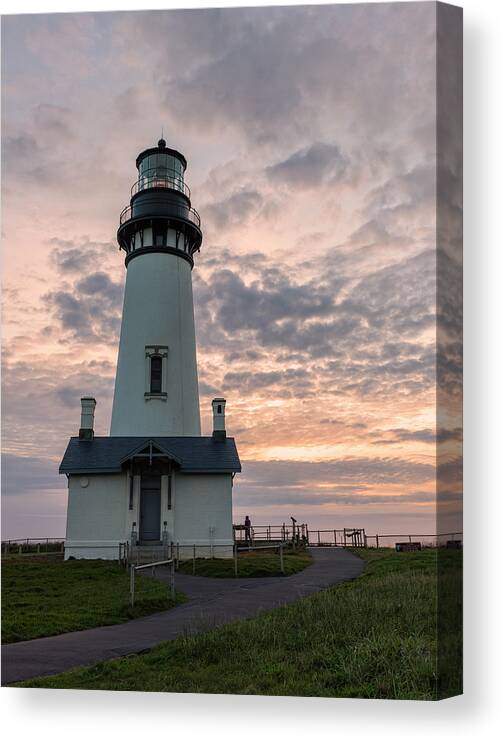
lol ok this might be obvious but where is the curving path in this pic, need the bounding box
[2,548,364,685]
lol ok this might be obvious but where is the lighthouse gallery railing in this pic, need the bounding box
[131,167,191,200]
[119,199,201,228]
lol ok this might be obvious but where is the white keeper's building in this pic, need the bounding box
[60,139,241,559]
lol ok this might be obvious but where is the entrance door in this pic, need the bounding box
[139,475,161,541]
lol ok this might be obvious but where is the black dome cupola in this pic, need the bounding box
[117,139,202,268]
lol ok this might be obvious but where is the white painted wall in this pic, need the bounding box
[173,472,234,551]
[124,473,141,543]
[110,251,201,436]
[160,474,174,542]
[65,473,128,560]
[65,470,234,559]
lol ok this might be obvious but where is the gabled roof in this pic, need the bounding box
[117,439,183,466]
[59,436,241,475]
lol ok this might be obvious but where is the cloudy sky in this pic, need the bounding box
[1,3,462,540]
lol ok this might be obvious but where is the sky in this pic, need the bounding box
[1,3,462,540]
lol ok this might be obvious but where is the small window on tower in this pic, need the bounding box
[145,345,168,399]
[217,404,222,414]
[150,356,162,393]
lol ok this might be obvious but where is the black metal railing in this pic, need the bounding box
[232,525,464,550]
[119,200,201,228]
[2,537,65,555]
[132,167,191,199]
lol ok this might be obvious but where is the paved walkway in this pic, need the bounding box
[2,548,364,685]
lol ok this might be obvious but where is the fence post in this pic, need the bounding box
[193,544,196,575]
[279,544,284,575]
[170,561,175,600]
[176,542,180,567]
[376,534,379,548]
[409,535,412,543]
[130,565,135,608]
[234,543,238,578]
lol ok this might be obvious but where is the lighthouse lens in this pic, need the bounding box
[138,153,184,194]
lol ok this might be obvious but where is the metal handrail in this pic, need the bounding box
[132,167,191,199]
[119,200,201,228]
[237,542,288,552]
[134,558,174,571]
[233,541,287,576]
[130,557,175,606]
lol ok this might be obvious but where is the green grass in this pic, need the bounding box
[2,556,185,644]
[177,548,312,578]
[19,548,462,699]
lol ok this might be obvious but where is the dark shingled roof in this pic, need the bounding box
[59,436,241,475]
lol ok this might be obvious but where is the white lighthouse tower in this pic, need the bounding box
[110,138,202,436]
[60,139,241,560]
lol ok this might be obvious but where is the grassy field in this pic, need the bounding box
[19,548,462,699]
[2,556,185,644]
[177,548,312,577]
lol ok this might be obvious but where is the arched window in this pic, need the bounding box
[150,356,162,393]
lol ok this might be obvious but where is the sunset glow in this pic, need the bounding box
[1,4,462,538]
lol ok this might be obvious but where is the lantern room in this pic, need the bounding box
[117,138,202,264]
[135,138,188,198]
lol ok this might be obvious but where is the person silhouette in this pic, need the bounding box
[244,515,252,544]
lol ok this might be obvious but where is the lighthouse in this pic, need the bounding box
[110,138,202,436]
[59,140,241,560]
